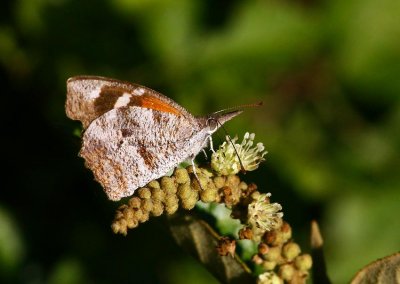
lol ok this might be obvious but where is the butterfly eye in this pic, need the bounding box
[206,117,219,133]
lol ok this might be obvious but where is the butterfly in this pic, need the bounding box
[66,76,242,201]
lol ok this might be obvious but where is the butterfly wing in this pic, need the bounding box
[66,76,192,129]
[65,76,242,200]
[80,106,200,201]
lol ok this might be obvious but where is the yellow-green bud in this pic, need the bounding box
[118,219,128,235]
[111,222,121,234]
[138,187,151,199]
[138,211,149,223]
[114,211,124,219]
[141,199,153,212]
[262,260,276,271]
[128,197,141,208]
[181,192,198,210]
[151,202,164,217]
[178,182,192,200]
[264,230,284,246]
[151,187,165,201]
[147,180,160,189]
[263,246,281,262]
[294,254,312,271]
[213,176,225,188]
[280,222,292,243]
[251,191,261,200]
[226,175,240,187]
[174,168,190,184]
[133,209,143,220]
[165,203,179,215]
[123,207,134,220]
[161,177,176,194]
[165,194,179,206]
[127,218,138,229]
[164,194,179,214]
[282,242,301,261]
[278,263,295,281]
[200,188,218,203]
[239,181,248,191]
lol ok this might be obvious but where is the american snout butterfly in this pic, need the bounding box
[66,76,242,201]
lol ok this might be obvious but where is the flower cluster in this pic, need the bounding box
[249,221,312,284]
[111,133,312,283]
[211,132,267,175]
[248,193,283,239]
[112,166,250,235]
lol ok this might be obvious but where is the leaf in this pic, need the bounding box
[168,212,254,284]
[351,252,400,284]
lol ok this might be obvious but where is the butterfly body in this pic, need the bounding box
[66,76,241,201]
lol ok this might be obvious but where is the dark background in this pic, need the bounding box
[1,0,399,283]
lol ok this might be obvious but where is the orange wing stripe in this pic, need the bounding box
[129,94,182,116]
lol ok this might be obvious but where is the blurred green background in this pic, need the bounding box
[1,0,399,283]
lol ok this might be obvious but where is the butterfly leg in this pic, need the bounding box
[190,156,204,191]
[208,135,215,153]
[201,149,208,159]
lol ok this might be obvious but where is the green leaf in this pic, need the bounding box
[168,212,254,284]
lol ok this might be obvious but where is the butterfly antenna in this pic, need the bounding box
[213,101,263,115]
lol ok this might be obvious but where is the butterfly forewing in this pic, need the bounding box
[66,76,192,129]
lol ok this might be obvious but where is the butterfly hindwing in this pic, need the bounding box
[80,107,199,200]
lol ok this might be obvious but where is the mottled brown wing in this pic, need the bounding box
[66,76,192,129]
[80,106,200,201]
